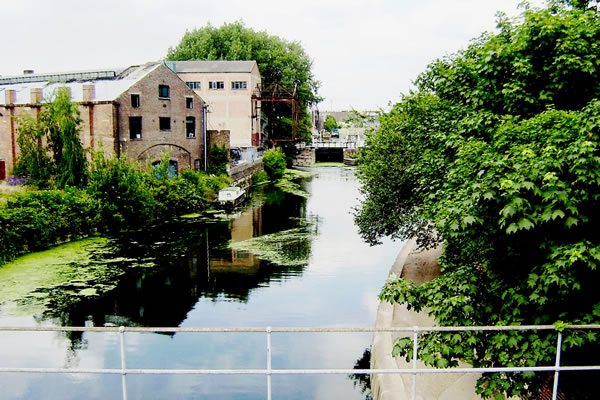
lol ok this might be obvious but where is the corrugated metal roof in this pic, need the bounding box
[169,60,257,74]
[0,68,125,85]
[0,63,160,105]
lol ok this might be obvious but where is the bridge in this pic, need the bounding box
[295,140,365,165]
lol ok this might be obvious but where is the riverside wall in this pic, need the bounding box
[371,239,484,400]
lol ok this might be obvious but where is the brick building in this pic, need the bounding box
[0,62,207,180]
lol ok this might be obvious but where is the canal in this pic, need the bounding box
[0,166,402,399]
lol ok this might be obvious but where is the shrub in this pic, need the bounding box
[252,170,268,186]
[207,144,229,175]
[87,151,155,232]
[0,188,100,265]
[263,148,287,180]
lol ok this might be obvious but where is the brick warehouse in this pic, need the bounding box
[0,62,208,180]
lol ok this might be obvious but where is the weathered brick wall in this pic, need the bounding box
[117,64,206,171]
[207,129,230,150]
[0,105,39,174]
[79,102,118,157]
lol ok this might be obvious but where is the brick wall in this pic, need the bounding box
[117,64,206,171]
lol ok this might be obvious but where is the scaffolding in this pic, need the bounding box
[252,84,300,147]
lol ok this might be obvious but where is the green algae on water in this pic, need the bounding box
[229,217,318,266]
[0,237,128,317]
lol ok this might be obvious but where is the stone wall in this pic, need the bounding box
[293,148,315,166]
[229,158,263,190]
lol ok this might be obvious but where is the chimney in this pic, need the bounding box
[5,89,16,104]
[82,84,95,102]
[30,88,42,104]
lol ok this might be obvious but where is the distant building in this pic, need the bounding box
[311,108,379,144]
[166,60,261,148]
[0,62,207,179]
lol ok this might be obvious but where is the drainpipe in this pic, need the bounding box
[203,104,207,171]
[114,102,121,158]
[9,107,16,169]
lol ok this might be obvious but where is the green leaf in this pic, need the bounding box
[518,218,534,230]
[552,209,566,220]
[506,223,519,234]
[565,217,578,228]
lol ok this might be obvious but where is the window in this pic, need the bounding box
[186,82,201,89]
[129,117,142,139]
[159,117,171,131]
[158,85,170,98]
[186,117,196,138]
[209,81,224,90]
[131,94,140,108]
[186,97,194,109]
[194,159,201,171]
[232,81,247,90]
[152,160,178,178]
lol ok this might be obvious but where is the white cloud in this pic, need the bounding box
[1,0,546,110]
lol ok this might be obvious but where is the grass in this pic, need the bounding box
[310,162,349,167]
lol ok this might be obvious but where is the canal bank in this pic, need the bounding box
[371,239,483,400]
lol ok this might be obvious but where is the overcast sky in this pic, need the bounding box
[1,0,546,111]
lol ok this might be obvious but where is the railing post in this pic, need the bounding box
[412,326,419,400]
[119,326,128,400]
[552,332,563,400]
[266,326,272,400]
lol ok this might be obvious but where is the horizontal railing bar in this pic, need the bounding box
[2,366,599,375]
[1,325,599,333]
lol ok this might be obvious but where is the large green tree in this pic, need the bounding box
[14,87,87,188]
[166,21,321,142]
[356,2,600,398]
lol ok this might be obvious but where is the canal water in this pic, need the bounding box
[0,166,402,400]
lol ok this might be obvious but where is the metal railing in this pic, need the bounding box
[297,141,363,149]
[0,325,599,400]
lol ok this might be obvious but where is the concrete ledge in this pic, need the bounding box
[371,239,484,400]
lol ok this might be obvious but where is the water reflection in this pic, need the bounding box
[0,167,400,400]
[41,182,314,329]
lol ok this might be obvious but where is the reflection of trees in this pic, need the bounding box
[349,347,372,400]
[46,183,315,331]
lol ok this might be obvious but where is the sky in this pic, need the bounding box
[1,0,546,111]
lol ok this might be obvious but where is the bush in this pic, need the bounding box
[207,145,229,175]
[252,170,268,186]
[0,188,100,265]
[263,148,287,180]
[150,170,228,219]
[87,151,155,232]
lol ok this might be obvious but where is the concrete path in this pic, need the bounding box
[370,238,483,400]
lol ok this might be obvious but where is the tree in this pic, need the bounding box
[356,3,600,398]
[166,21,321,142]
[324,115,338,133]
[13,115,52,188]
[14,87,87,188]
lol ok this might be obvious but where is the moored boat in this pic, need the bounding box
[217,186,246,207]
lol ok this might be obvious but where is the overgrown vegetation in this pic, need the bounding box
[1,152,229,266]
[2,91,230,267]
[262,148,287,180]
[207,144,229,175]
[356,1,600,398]
[324,115,338,133]
[14,87,88,189]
